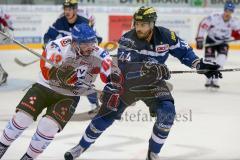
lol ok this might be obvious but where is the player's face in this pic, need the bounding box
[223,10,233,21]
[134,21,152,39]
[64,7,77,23]
[73,41,96,56]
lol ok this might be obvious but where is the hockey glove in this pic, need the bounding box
[231,30,240,40]
[196,58,223,79]
[141,62,171,81]
[196,37,204,50]
[100,72,123,111]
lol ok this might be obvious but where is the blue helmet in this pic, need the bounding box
[224,1,235,12]
[71,23,97,44]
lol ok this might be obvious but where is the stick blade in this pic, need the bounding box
[14,57,28,67]
[14,57,39,67]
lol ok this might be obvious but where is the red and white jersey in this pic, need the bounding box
[38,36,112,96]
[0,8,13,30]
[196,13,240,42]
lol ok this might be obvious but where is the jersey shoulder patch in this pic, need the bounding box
[157,26,178,45]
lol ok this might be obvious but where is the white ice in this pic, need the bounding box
[0,49,240,160]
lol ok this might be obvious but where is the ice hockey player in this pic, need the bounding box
[44,0,103,112]
[0,23,112,160]
[64,6,222,160]
[0,8,13,86]
[43,0,102,45]
[196,0,240,88]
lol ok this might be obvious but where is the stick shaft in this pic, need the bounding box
[0,30,56,67]
[205,39,239,47]
[170,68,240,74]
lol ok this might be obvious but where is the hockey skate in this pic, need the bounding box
[0,142,9,159]
[205,81,220,89]
[64,144,85,160]
[211,82,220,89]
[20,153,33,160]
[146,150,160,160]
[205,83,212,88]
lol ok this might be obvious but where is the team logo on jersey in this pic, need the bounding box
[156,44,169,53]
[60,38,71,47]
[50,42,61,52]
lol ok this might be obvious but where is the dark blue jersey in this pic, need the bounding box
[44,14,102,45]
[117,26,199,71]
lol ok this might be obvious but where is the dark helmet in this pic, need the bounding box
[133,6,157,22]
[63,0,78,9]
[224,0,235,12]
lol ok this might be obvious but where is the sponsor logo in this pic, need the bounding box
[21,102,36,112]
[60,38,71,46]
[29,96,37,105]
[156,44,169,52]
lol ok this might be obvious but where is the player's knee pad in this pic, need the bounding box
[15,111,34,128]
[154,101,175,136]
[0,111,33,146]
[216,54,227,68]
[37,117,59,136]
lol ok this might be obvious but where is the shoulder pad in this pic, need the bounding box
[76,15,89,23]
[48,36,72,50]
[156,26,178,44]
[210,13,221,19]
[231,16,239,22]
[118,29,136,48]
[121,29,135,38]
[58,13,64,18]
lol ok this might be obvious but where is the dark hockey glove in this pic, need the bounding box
[141,62,171,81]
[100,82,123,112]
[196,59,223,79]
[49,64,77,90]
[196,37,204,50]
[100,72,123,111]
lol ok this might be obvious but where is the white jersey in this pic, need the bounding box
[38,36,112,96]
[196,13,240,42]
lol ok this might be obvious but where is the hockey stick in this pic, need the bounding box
[205,39,240,47]
[171,68,240,74]
[14,57,39,67]
[13,41,119,67]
